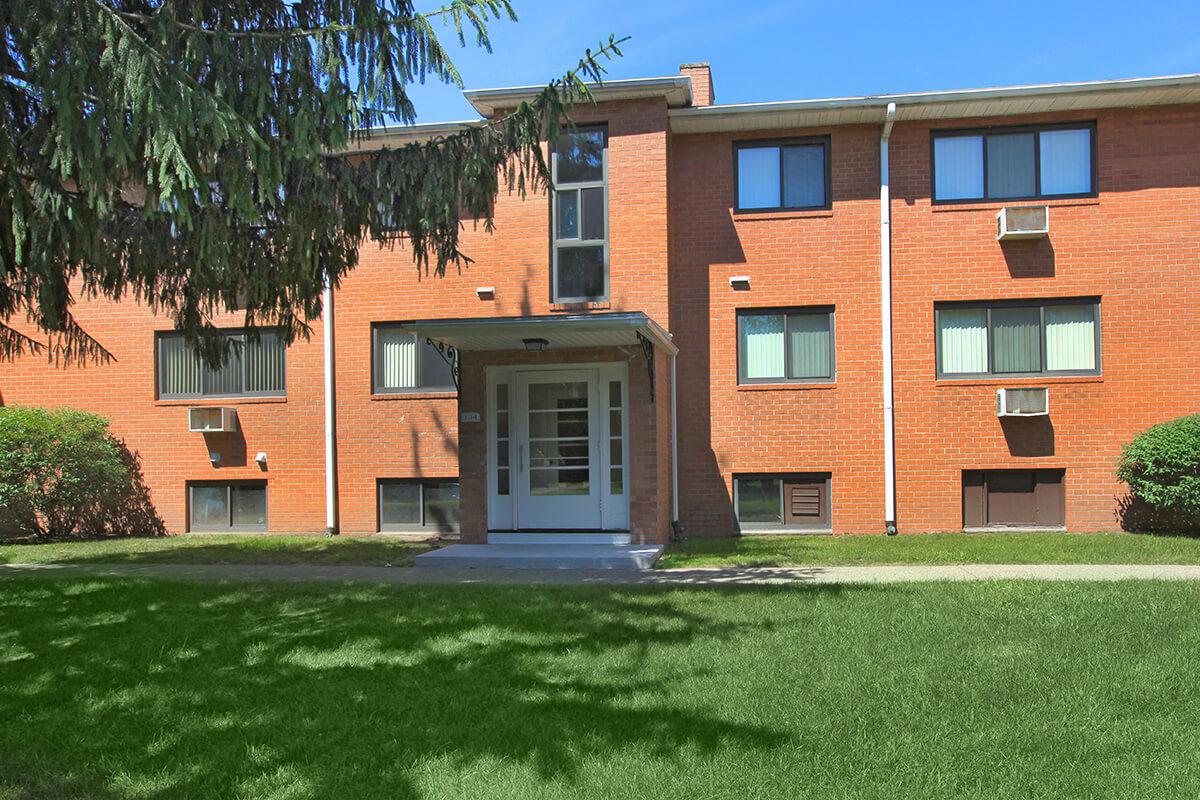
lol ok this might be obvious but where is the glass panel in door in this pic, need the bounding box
[527,381,590,496]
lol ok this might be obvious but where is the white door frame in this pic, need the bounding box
[487,362,629,531]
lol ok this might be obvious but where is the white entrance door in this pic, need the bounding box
[513,369,603,530]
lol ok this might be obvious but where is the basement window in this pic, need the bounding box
[378,479,460,533]
[189,482,267,531]
[735,474,831,532]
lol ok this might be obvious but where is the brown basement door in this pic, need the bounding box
[962,469,1065,528]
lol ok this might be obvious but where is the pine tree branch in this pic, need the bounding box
[112,0,511,41]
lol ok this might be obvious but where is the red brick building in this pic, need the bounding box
[4,65,1199,542]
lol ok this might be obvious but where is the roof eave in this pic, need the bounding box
[464,76,693,117]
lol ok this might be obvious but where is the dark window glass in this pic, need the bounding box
[231,485,267,527]
[191,486,229,529]
[380,483,421,526]
[782,144,826,209]
[556,190,579,238]
[423,482,460,532]
[991,307,1042,373]
[580,187,605,240]
[736,478,781,524]
[555,129,605,183]
[557,246,605,299]
[987,133,1036,199]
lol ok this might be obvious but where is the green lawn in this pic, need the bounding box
[660,531,1200,568]
[3,575,1200,798]
[0,534,436,567]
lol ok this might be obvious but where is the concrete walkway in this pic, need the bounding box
[5,562,1200,586]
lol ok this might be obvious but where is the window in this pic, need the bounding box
[963,470,1064,528]
[372,325,456,393]
[189,482,267,531]
[157,330,286,399]
[735,474,831,531]
[378,480,460,532]
[932,124,1094,202]
[936,299,1099,378]
[737,308,834,384]
[734,138,829,212]
[552,126,608,301]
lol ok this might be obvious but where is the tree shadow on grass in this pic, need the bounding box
[0,578,876,798]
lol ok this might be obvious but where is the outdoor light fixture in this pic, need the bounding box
[729,275,751,290]
[522,337,549,353]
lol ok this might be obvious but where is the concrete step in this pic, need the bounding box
[415,543,663,570]
[488,532,632,545]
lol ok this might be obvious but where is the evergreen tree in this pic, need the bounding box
[0,1,624,362]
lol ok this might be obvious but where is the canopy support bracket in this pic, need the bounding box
[636,331,656,402]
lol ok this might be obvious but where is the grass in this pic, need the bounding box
[3,574,1200,798]
[0,534,437,567]
[659,530,1200,568]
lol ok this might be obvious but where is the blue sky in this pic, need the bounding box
[405,0,1200,122]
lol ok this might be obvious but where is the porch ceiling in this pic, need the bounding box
[395,312,678,355]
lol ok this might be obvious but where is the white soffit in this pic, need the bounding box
[398,312,678,355]
[464,76,693,116]
[669,73,1200,134]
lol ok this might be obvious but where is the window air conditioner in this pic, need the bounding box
[996,206,1049,240]
[996,388,1048,417]
[188,407,238,433]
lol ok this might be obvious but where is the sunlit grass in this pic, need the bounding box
[0,534,436,567]
[3,575,1200,798]
[660,530,1200,568]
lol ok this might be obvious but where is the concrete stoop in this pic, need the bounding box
[415,542,663,570]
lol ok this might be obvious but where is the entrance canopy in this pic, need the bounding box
[395,312,678,355]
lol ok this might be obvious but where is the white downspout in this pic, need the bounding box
[880,102,898,534]
[323,280,339,535]
[670,353,679,534]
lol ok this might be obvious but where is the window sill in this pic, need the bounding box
[550,301,611,312]
[732,208,833,221]
[155,396,287,407]
[935,375,1102,388]
[738,527,833,536]
[736,382,836,392]
[930,197,1099,213]
[371,391,457,401]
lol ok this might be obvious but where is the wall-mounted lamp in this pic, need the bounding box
[476,286,495,300]
[255,452,268,465]
[729,275,751,290]
[209,452,221,465]
[522,337,549,353]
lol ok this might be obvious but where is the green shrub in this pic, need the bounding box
[1116,415,1200,533]
[0,407,164,539]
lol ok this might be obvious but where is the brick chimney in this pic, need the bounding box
[679,62,715,106]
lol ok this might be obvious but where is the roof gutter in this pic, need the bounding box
[880,102,897,535]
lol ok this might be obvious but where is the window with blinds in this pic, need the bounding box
[936,299,1100,378]
[737,308,834,384]
[932,123,1095,202]
[372,325,456,393]
[157,330,286,399]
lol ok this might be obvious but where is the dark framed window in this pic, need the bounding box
[734,137,830,212]
[552,125,608,302]
[737,307,835,384]
[188,481,267,531]
[157,330,286,399]
[935,298,1100,378]
[372,324,456,393]
[378,479,460,532]
[735,473,831,531]
[931,122,1096,203]
[963,469,1065,529]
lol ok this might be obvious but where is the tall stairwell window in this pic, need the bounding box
[552,125,608,302]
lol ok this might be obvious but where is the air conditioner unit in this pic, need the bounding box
[996,206,1049,240]
[996,387,1049,417]
[188,407,238,433]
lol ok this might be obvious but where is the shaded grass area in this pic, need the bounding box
[0,534,437,567]
[660,531,1200,568]
[3,575,1200,798]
